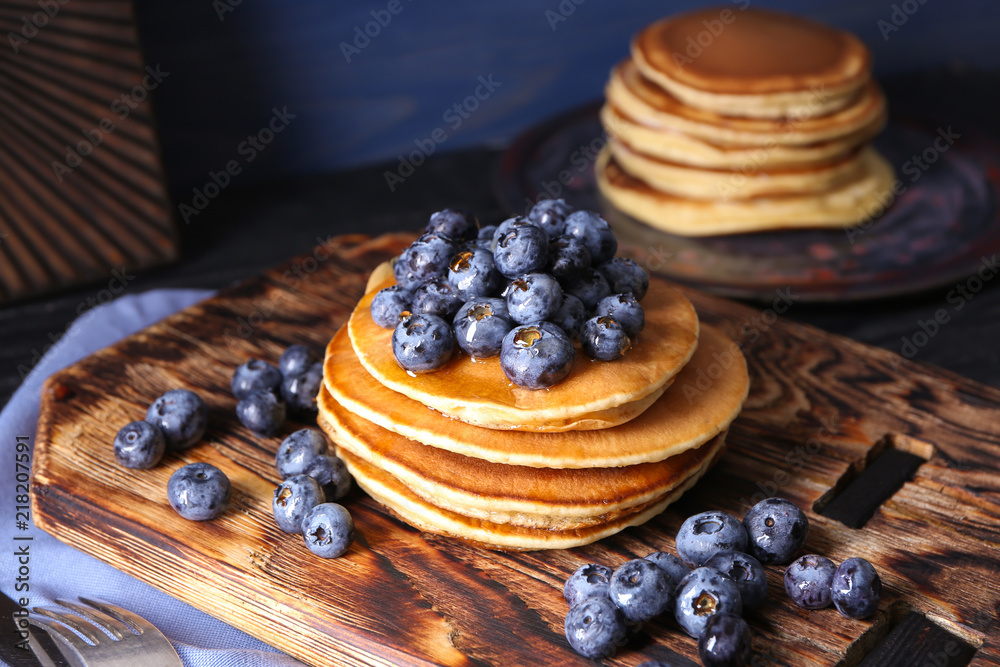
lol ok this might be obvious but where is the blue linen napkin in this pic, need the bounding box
[0,290,306,666]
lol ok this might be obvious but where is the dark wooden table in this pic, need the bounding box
[2,146,999,410]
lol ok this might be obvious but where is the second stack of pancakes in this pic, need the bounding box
[597,7,894,236]
[318,266,750,551]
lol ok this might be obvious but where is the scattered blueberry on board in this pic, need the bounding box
[145,389,208,451]
[743,497,809,565]
[675,567,744,638]
[301,502,355,558]
[698,613,752,667]
[564,596,628,660]
[704,551,768,611]
[167,462,231,521]
[302,453,352,501]
[783,554,837,610]
[831,557,881,619]
[676,510,748,567]
[236,389,287,436]
[644,551,690,589]
[275,428,329,479]
[608,558,675,623]
[272,474,325,534]
[231,359,282,401]
[564,563,613,607]
[113,420,165,469]
[281,361,323,415]
[382,203,650,389]
[278,344,319,378]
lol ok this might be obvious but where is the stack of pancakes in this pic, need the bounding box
[317,266,750,550]
[597,8,894,236]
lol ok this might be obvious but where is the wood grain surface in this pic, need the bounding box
[31,234,1000,666]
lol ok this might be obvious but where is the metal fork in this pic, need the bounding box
[26,597,182,667]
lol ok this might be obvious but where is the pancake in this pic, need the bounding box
[325,324,748,468]
[608,138,873,201]
[600,104,878,170]
[632,8,870,118]
[596,147,895,236]
[338,447,723,551]
[606,59,887,148]
[346,276,699,432]
[318,383,727,530]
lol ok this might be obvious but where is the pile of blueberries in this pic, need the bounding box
[562,497,882,666]
[371,201,650,388]
[271,428,355,558]
[231,344,324,436]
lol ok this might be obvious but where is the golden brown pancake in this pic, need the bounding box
[319,382,728,529]
[596,147,895,236]
[600,104,878,170]
[325,324,748,468]
[632,8,870,118]
[337,447,722,551]
[609,138,873,201]
[346,276,699,431]
[605,59,886,148]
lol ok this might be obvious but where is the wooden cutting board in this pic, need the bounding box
[32,234,1000,666]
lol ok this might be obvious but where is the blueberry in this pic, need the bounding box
[784,554,836,609]
[562,267,611,310]
[676,511,749,568]
[447,247,502,301]
[644,551,690,588]
[674,567,743,638]
[598,257,649,300]
[595,293,644,338]
[493,224,549,278]
[145,389,208,451]
[453,297,514,358]
[370,285,414,329]
[564,596,627,660]
[564,563,613,607]
[503,273,563,325]
[500,322,574,389]
[392,314,455,373]
[705,552,768,611]
[303,453,352,500]
[490,216,534,250]
[272,474,324,533]
[412,277,464,319]
[832,557,881,619]
[275,428,329,479]
[563,210,617,265]
[548,236,591,281]
[231,359,282,400]
[743,497,809,565]
[608,558,675,622]
[698,612,752,667]
[167,462,231,521]
[281,361,322,414]
[580,316,632,361]
[549,294,586,339]
[236,389,286,436]
[528,198,572,237]
[477,225,497,246]
[278,345,319,379]
[301,502,354,558]
[395,232,456,288]
[113,420,165,469]
[426,207,477,240]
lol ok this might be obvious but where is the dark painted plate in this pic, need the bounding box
[494,72,1000,302]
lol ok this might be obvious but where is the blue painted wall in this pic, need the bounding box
[132,0,1000,193]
